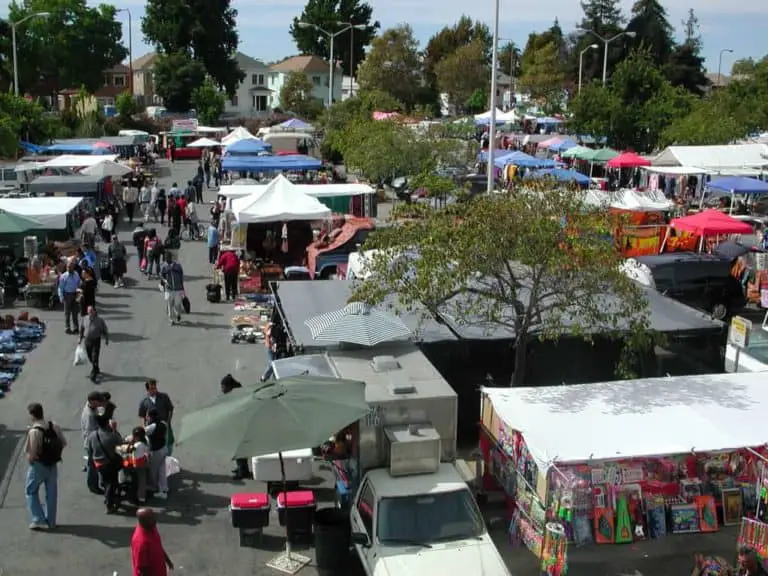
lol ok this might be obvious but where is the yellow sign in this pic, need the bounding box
[729,316,752,349]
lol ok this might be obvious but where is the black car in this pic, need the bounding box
[628,252,744,320]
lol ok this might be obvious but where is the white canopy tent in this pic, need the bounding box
[41,155,119,169]
[474,108,504,120]
[496,110,520,123]
[221,126,257,147]
[219,182,375,199]
[81,160,132,178]
[0,197,83,229]
[231,174,331,224]
[482,371,768,470]
[581,189,674,212]
[652,144,768,171]
[187,137,221,148]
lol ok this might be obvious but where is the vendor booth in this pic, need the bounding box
[662,209,754,253]
[27,174,108,200]
[39,155,120,169]
[221,154,322,173]
[225,138,272,155]
[479,372,768,571]
[0,197,83,234]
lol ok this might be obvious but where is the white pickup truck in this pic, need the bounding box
[350,464,512,576]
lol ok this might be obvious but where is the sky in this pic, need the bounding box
[105,0,766,73]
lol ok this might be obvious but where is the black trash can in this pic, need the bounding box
[314,507,351,575]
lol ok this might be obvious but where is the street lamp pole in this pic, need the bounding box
[717,48,733,88]
[578,44,598,94]
[486,0,500,194]
[11,11,50,96]
[118,8,134,95]
[584,30,636,86]
[298,21,366,107]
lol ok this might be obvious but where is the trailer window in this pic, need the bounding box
[357,482,374,535]
[377,488,485,545]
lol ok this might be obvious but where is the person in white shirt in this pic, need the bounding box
[125,427,149,503]
[100,214,114,244]
[122,183,140,224]
[80,213,98,247]
[185,202,198,238]
[148,183,159,222]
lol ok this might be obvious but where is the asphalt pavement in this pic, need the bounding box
[0,160,743,576]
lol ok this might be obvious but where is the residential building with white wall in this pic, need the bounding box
[268,55,343,109]
[224,53,272,117]
[131,52,162,108]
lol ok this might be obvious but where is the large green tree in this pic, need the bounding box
[290,0,379,79]
[10,0,127,95]
[142,0,243,97]
[356,25,422,111]
[152,52,206,112]
[570,0,625,84]
[191,78,225,125]
[353,185,653,386]
[625,0,674,66]
[434,40,488,115]
[518,41,566,114]
[423,16,492,79]
[663,9,707,96]
[279,71,324,119]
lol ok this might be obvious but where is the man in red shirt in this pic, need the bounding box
[215,248,240,301]
[132,508,174,576]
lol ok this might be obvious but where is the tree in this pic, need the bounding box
[356,25,422,110]
[279,71,323,119]
[153,52,206,112]
[498,41,521,80]
[518,41,565,114]
[142,0,243,97]
[423,16,492,79]
[434,40,488,115]
[465,89,487,114]
[567,82,616,140]
[290,0,379,79]
[570,0,625,84]
[191,78,225,125]
[115,92,137,117]
[353,186,653,386]
[10,0,127,95]
[625,0,674,66]
[664,43,708,96]
[0,93,58,153]
[731,58,757,76]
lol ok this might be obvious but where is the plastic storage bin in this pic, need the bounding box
[277,490,316,542]
[230,492,270,546]
[314,507,352,575]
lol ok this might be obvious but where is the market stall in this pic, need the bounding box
[220,181,375,216]
[662,209,754,253]
[221,154,322,173]
[0,197,83,236]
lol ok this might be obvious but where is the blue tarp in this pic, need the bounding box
[550,139,578,152]
[527,168,591,187]
[495,151,558,169]
[279,118,312,130]
[477,149,514,162]
[43,143,113,154]
[20,141,43,154]
[224,138,272,155]
[708,176,768,195]
[221,154,322,172]
[536,116,563,125]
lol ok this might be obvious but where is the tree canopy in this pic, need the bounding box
[290,0,379,79]
[279,71,323,119]
[142,0,243,97]
[518,40,565,114]
[434,40,488,115]
[353,185,653,385]
[152,52,206,112]
[191,78,225,125]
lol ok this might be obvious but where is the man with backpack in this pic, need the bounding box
[25,402,66,530]
[160,252,185,325]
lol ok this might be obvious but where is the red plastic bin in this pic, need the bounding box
[276,490,316,541]
[230,492,270,529]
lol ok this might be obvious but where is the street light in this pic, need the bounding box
[117,8,134,95]
[717,48,733,88]
[584,29,637,85]
[486,0,500,194]
[578,44,599,94]
[11,11,50,96]
[297,21,366,107]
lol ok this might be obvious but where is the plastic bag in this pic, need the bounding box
[73,343,86,366]
[165,455,181,477]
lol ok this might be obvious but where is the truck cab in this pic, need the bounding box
[351,465,511,576]
[306,217,375,279]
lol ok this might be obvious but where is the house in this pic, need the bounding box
[132,52,162,107]
[224,53,272,117]
[57,64,130,110]
[340,75,359,101]
[269,55,343,109]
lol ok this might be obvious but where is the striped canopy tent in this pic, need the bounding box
[304,302,412,346]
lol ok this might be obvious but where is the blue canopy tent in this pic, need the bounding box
[707,176,768,195]
[279,118,312,130]
[527,168,591,187]
[478,149,514,162]
[20,141,44,154]
[495,151,559,169]
[536,116,564,125]
[42,143,113,155]
[549,139,578,152]
[221,154,322,172]
[224,138,272,155]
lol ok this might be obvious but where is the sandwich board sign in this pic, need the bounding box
[729,316,752,371]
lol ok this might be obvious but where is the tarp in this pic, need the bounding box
[707,176,768,195]
[477,149,514,162]
[221,155,322,172]
[43,143,114,155]
[653,144,768,170]
[495,151,558,169]
[561,145,590,159]
[580,147,619,162]
[607,151,651,168]
[482,371,768,468]
[537,136,563,149]
[224,138,272,155]
[187,137,221,148]
[219,182,374,199]
[231,174,330,224]
[0,197,83,229]
[221,126,257,147]
[41,155,119,168]
[306,217,375,279]
[81,160,132,178]
[278,118,313,130]
[528,168,590,186]
[549,139,577,152]
[671,209,754,235]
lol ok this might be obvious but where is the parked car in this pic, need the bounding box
[622,252,744,320]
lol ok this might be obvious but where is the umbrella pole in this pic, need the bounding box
[281,451,292,558]
[267,451,310,573]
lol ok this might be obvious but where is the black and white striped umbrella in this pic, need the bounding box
[304,302,412,346]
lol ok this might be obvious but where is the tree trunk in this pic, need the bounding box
[511,336,528,387]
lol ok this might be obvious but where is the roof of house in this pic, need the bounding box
[106,64,129,74]
[270,55,342,74]
[131,52,159,71]
[235,52,267,70]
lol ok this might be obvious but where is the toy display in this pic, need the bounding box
[541,523,568,576]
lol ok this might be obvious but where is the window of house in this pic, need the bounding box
[103,75,111,86]
[256,95,267,111]
[114,75,126,87]
[312,76,321,86]
[251,73,265,86]
[231,95,238,106]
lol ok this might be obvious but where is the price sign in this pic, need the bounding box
[729,316,751,349]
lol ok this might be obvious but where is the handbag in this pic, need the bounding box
[181,294,190,314]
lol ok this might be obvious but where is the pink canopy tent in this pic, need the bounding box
[606,152,651,168]
[670,210,753,236]
[537,136,563,149]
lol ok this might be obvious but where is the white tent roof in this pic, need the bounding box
[474,108,504,120]
[496,110,520,123]
[220,182,375,199]
[187,137,220,148]
[81,160,132,178]
[0,197,83,229]
[221,126,257,146]
[41,155,119,168]
[644,166,714,175]
[581,189,674,212]
[482,371,768,468]
[653,144,768,170]
[231,174,331,224]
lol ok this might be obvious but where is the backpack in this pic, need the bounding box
[34,422,63,466]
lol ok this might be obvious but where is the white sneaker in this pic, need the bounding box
[155,491,168,500]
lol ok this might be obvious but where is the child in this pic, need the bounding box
[125,427,149,503]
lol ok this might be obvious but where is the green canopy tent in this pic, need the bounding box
[0,210,41,235]
[578,147,619,162]
[561,145,591,159]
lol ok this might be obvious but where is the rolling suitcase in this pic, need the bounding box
[99,258,114,285]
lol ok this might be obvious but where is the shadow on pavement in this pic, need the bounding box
[181,321,228,330]
[99,373,149,384]
[159,476,232,526]
[97,302,129,309]
[179,470,241,485]
[97,292,129,299]
[109,333,147,343]
[0,425,24,493]
[54,523,134,548]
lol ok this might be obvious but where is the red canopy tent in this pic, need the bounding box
[606,152,651,168]
[670,210,753,236]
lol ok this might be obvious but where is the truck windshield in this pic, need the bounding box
[377,489,485,545]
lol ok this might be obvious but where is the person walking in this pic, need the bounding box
[133,223,148,270]
[78,267,97,319]
[139,181,152,221]
[58,259,81,334]
[108,235,127,288]
[85,415,123,513]
[156,188,167,227]
[100,212,114,244]
[144,229,163,279]
[207,221,219,267]
[215,248,239,301]
[80,212,98,247]
[123,181,139,224]
[169,197,182,237]
[80,391,104,494]
[203,153,211,189]
[160,253,185,325]
[132,508,174,576]
[25,402,66,530]
[79,306,109,383]
[144,408,169,499]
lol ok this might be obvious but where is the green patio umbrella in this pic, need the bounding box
[561,145,590,159]
[580,147,619,162]
[0,210,40,235]
[175,374,370,459]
